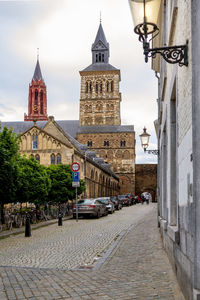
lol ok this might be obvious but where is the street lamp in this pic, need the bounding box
[128,0,188,66]
[140,127,158,155]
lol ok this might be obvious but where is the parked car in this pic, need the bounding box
[73,199,108,218]
[125,193,135,205]
[110,196,122,210]
[117,195,131,206]
[96,197,115,214]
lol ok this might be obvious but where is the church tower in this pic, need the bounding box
[79,22,121,126]
[24,57,48,121]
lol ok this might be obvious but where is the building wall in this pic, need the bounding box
[155,1,196,299]
[77,131,135,194]
[135,164,157,202]
[79,70,121,126]
[19,122,119,200]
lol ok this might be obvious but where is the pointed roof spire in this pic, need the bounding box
[93,22,109,49]
[32,49,43,81]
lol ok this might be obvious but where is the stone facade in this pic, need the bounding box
[79,70,121,126]
[19,117,120,198]
[135,164,157,202]
[77,23,135,195]
[150,1,200,299]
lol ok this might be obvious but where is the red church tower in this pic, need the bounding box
[24,57,48,121]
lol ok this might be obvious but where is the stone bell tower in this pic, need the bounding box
[24,56,48,121]
[79,22,121,126]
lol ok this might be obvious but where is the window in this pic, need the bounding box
[104,141,109,146]
[96,83,98,93]
[100,83,103,93]
[35,90,38,101]
[32,135,38,150]
[121,140,126,147]
[51,154,55,164]
[40,91,43,114]
[111,81,113,92]
[107,82,109,92]
[102,54,104,62]
[86,82,88,93]
[56,154,61,164]
[87,141,92,147]
[89,82,92,92]
[35,154,40,163]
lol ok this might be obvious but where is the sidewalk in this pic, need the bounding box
[0,206,185,300]
[0,215,72,239]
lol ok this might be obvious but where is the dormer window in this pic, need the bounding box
[32,135,38,150]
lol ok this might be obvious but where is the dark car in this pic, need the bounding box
[125,193,135,205]
[117,195,131,206]
[96,197,115,214]
[110,196,122,210]
[73,199,108,218]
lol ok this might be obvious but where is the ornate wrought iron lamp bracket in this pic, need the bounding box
[144,148,159,155]
[143,41,188,67]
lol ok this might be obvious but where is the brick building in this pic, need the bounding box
[135,164,157,202]
[77,22,136,194]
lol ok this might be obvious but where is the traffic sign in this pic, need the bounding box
[71,162,80,172]
[72,172,79,182]
[72,182,80,187]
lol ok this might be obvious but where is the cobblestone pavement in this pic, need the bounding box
[0,204,185,300]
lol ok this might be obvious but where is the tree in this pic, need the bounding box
[16,156,51,206]
[47,164,85,205]
[0,126,19,223]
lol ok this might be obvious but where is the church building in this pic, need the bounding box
[77,22,135,194]
[1,22,135,195]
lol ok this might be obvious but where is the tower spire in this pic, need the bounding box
[100,11,102,24]
[37,48,39,61]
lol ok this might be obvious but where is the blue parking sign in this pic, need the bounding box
[72,172,79,182]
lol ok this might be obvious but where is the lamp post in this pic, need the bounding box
[140,127,159,155]
[128,0,188,66]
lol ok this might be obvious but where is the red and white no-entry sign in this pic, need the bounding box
[71,162,80,172]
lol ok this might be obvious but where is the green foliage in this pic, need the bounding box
[16,156,51,206]
[47,164,85,204]
[0,126,20,204]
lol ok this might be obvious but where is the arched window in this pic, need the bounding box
[85,82,88,93]
[35,90,38,101]
[100,83,103,93]
[35,154,40,163]
[99,53,101,62]
[107,81,109,92]
[40,91,43,114]
[56,154,61,164]
[51,154,55,164]
[102,54,104,62]
[111,81,113,92]
[120,140,126,147]
[89,82,92,92]
[96,54,98,63]
[96,83,98,93]
[32,135,38,150]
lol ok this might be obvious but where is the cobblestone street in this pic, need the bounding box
[0,204,185,300]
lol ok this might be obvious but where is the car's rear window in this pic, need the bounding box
[78,199,93,204]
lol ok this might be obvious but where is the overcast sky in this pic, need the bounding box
[0,0,158,164]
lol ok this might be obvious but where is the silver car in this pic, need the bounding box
[73,199,108,218]
[95,197,115,214]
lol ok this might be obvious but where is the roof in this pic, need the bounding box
[92,23,109,50]
[77,125,135,134]
[81,63,118,72]
[1,120,79,138]
[33,59,43,81]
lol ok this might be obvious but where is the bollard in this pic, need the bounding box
[25,214,31,237]
[58,213,62,226]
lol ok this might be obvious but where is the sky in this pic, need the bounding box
[0,0,158,164]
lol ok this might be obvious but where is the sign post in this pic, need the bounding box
[71,162,80,222]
